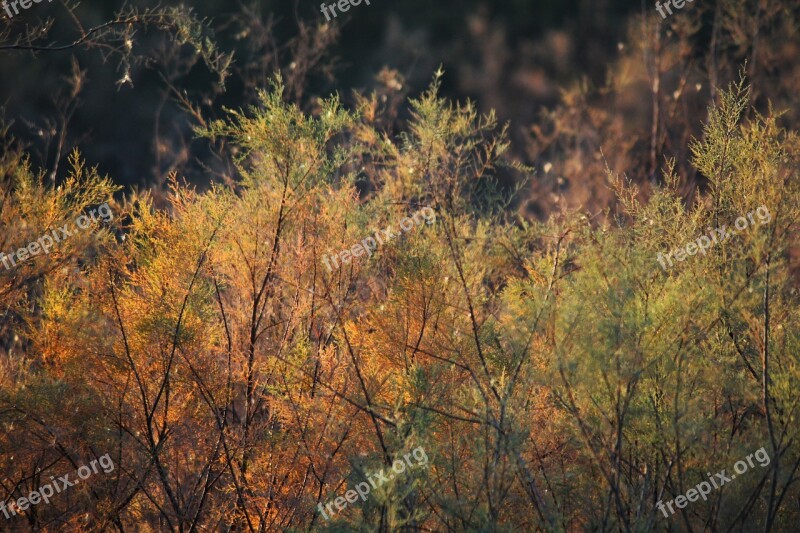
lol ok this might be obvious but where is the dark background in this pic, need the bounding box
[0,0,639,190]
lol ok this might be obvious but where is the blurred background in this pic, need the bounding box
[1,0,798,218]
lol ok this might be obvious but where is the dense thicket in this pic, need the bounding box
[1,1,799,531]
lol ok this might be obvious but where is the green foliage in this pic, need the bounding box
[1,72,799,532]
